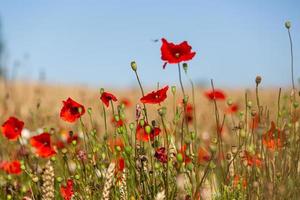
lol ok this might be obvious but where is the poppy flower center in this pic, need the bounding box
[70,107,79,114]
[175,52,180,58]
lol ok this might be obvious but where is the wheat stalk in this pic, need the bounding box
[41,161,55,200]
[102,162,116,200]
[119,170,128,200]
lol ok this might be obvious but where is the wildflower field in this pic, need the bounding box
[0,22,299,200]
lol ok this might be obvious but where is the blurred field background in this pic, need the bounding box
[0,78,282,135]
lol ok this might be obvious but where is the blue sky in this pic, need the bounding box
[0,0,299,88]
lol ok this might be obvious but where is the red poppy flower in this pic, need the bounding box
[226,104,238,114]
[178,144,192,164]
[197,147,211,164]
[60,98,85,123]
[0,160,22,175]
[60,179,74,200]
[120,98,132,107]
[66,133,79,144]
[30,133,56,158]
[161,38,196,69]
[263,121,284,151]
[204,89,226,101]
[136,122,161,142]
[116,157,125,173]
[1,117,24,141]
[140,86,169,104]
[111,117,124,128]
[185,103,194,123]
[154,147,168,163]
[233,175,247,189]
[108,137,125,152]
[250,114,259,130]
[100,92,117,107]
[55,140,65,149]
[243,151,262,167]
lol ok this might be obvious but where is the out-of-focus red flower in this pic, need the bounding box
[120,98,132,107]
[186,103,194,123]
[60,98,85,123]
[226,104,239,114]
[155,147,168,163]
[136,122,161,142]
[30,133,56,158]
[204,89,226,101]
[108,137,124,152]
[55,140,65,149]
[161,38,196,69]
[178,144,192,164]
[66,133,79,144]
[243,151,262,167]
[100,92,117,107]
[0,160,22,175]
[233,175,247,189]
[116,157,125,173]
[263,121,284,151]
[1,117,24,141]
[111,117,124,128]
[60,179,74,200]
[197,147,211,164]
[250,114,260,130]
[140,86,169,104]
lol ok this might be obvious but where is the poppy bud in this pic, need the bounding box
[120,113,126,120]
[211,137,218,144]
[87,107,92,115]
[247,100,252,108]
[293,102,299,108]
[75,174,80,180]
[72,140,77,146]
[129,123,135,130]
[285,21,291,29]
[154,162,161,170]
[190,131,196,140]
[56,177,62,183]
[183,95,189,104]
[177,153,184,163]
[255,76,262,85]
[116,146,122,152]
[227,98,233,106]
[125,146,132,154]
[171,86,176,95]
[182,63,188,73]
[21,164,25,170]
[32,176,39,183]
[131,61,137,71]
[210,144,217,152]
[145,125,152,134]
[114,115,120,122]
[240,130,246,138]
[61,148,68,154]
[99,88,104,95]
[186,163,194,171]
[209,162,216,169]
[139,119,145,127]
[158,107,167,116]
